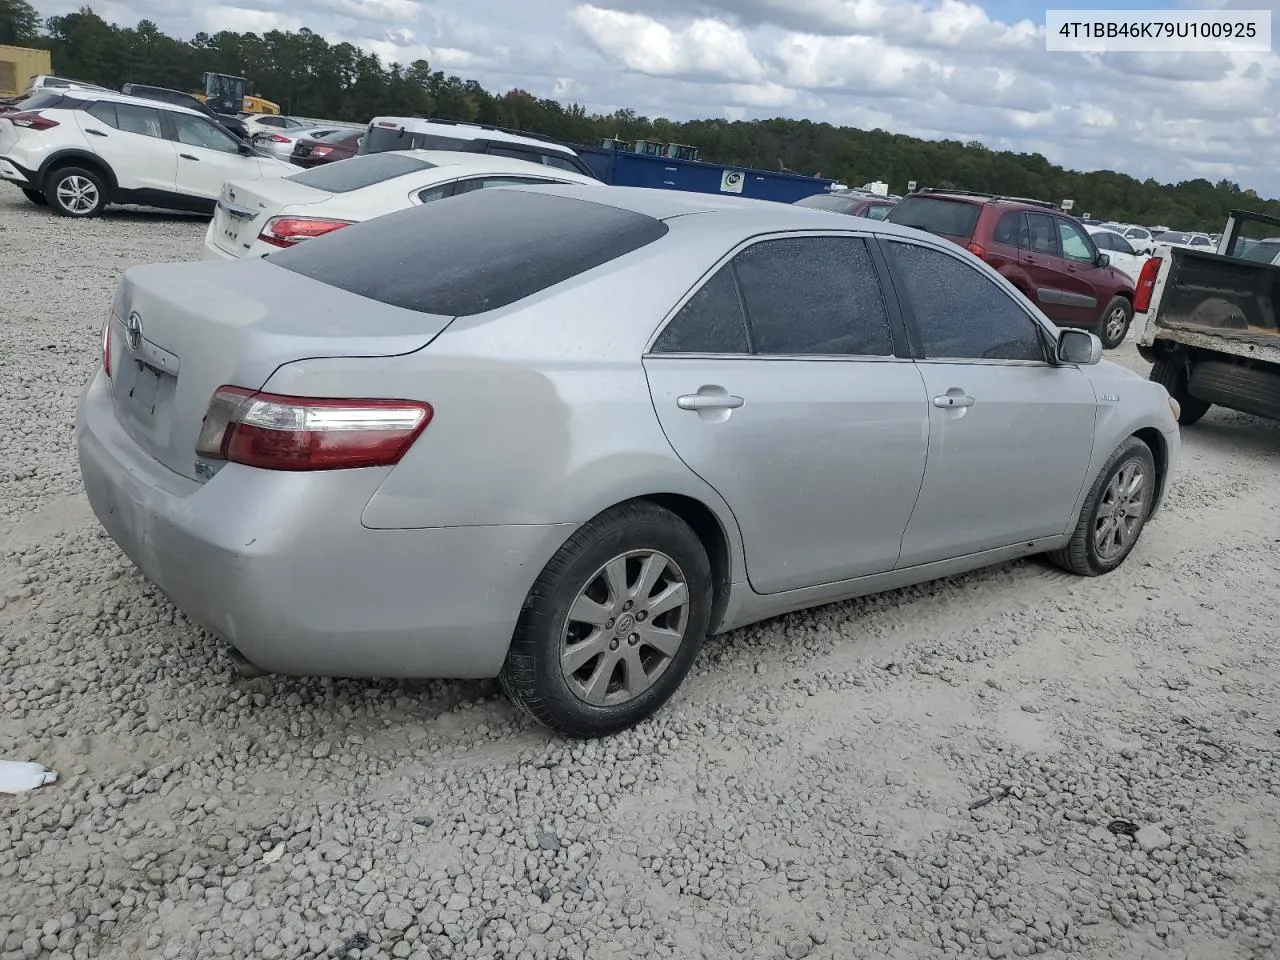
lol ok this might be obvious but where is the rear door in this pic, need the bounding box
[167,111,261,201]
[643,233,930,593]
[76,100,177,193]
[880,239,1097,566]
[1019,213,1098,326]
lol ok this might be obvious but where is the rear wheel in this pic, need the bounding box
[1150,357,1210,425]
[45,166,107,218]
[1097,296,1133,349]
[499,502,713,738]
[1049,437,1157,577]
[21,188,47,207]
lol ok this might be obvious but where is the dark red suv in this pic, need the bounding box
[886,190,1137,348]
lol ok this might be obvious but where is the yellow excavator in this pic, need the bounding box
[192,72,280,115]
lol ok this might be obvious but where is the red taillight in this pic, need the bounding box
[9,111,59,131]
[258,216,353,248]
[1133,256,1162,313]
[311,146,333,156]
[101,317,112,378]
[965,241,988,261]
[194,386,432,471]
[268,134,290,143]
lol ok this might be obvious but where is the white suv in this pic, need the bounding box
[0,89,298,218]
[360,117,599,179]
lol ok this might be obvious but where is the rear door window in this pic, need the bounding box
[286,152,437,193]
[651,267,749,354]
[97,101,166,139]
[992,212,1024,246]
[268,189,670,317]
[734,236,894,356]
[1024,213,1059,256]
[886,196,982,239]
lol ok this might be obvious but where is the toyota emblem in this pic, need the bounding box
[126,311,143,351]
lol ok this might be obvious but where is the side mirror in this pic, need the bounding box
[238,141,253,155]
[1095,252,1110,268]
[1058,329,1102,365]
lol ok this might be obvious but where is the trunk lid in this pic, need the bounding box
[209,177,329,257]
[108,258,455,481]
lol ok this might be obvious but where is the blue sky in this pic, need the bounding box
[35,0,1280,201]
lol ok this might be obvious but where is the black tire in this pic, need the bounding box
[1049,437,1157,577]
[44,166,107,218]
[1096,296,1133,349]
[1188,361,1280,422]
[21,188,47,207]
[499,501,713,738]
[1149,357,1211,425]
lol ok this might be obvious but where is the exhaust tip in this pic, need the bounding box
[226,645,270,679]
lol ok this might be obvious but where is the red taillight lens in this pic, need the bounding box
[9,110,59,131]
[101,317,112,378]
[268,134,290,143]
[195,386,432,471]
[258,216,353,248]
[1133,256,1162,313]
[965,241,989,263]
[311,146,333,156]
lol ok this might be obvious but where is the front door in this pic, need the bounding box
[880,239,1098,567]
[643,233,930,594]
[1021,213,1099,327]
[168,112,259,201]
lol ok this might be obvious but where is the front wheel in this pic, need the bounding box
[1097,296,1133,349]
[1048,437,1157,577]
[499,502,713,738]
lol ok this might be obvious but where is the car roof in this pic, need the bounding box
[367,116,577,155]
[377,149,601,183]
[487,182,946,238]
[898,191,1061,214]
[62,88,210,120]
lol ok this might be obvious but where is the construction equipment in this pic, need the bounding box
[0,44,51,101]
[192,72,279,115]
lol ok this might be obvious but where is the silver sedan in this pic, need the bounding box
[75,184,1182,737]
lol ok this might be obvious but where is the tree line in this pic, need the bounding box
[3,0,1275,231]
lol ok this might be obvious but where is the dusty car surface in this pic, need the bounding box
[75,185,1182,737]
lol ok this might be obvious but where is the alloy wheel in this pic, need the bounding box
[1105,306,1129,344]
[56,176,99,215]
[560,550,690,707]
[1094,461,1150,561]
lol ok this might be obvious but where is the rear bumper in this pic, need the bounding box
[200,237,237,261]
[75,370,575,678]
[0,155,35,187]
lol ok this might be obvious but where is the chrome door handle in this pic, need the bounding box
[677,393,744,410]
[933,394,975,408]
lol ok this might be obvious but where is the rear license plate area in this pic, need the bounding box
[129,361,162,413]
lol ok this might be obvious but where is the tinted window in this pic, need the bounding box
[887,196,982,239]
[794,194,858,213]
[993,211,1023,245]
[286,153,437,193]
[269,189,670,317]
[417,184,451,204]
[1089,231,1116,251]
[1057,219,1095,263]
[652,267,749,354]
[1109,233,1136,255]
[454,176,553,194]
[885,241,1045,362]
[734,237,893,356]
[362,125,467,154]
[258,116,285,127]
[110,102,165,138]
[172,113,238,152]
[485,145,579,170]
[1190,236,1213,246]
[1024,213,1058,256]
[1125,228,1149,240]
[15,91,67,111]
[864,204,893,221]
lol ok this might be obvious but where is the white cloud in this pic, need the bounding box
[30,0,1280,195]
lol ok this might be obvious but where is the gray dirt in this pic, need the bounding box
[1,186,1278,960]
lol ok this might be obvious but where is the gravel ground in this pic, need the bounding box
[1,183,1278,960]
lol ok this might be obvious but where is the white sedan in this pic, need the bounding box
[202,151,603,260]
[1086,226,1150,283]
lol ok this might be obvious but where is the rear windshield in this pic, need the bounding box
[313,129,359,144]
[362,125,469,154]
[795,194,858,212]
[284,153,437,193]
[12,91,67,111]
[268,188,670,317]
[887,196,982,238]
